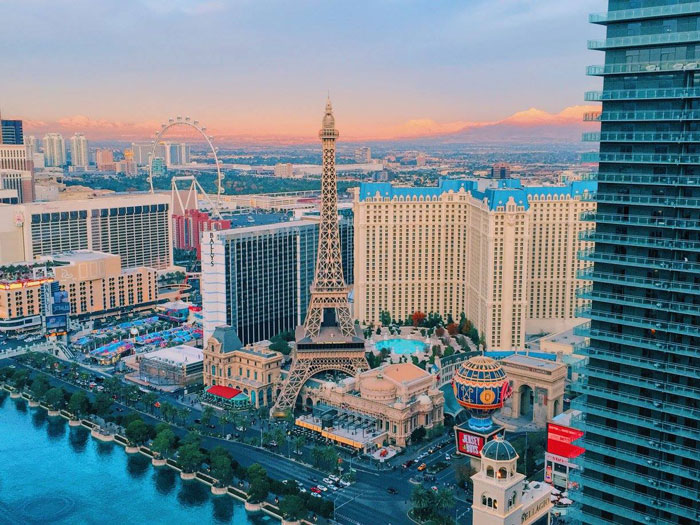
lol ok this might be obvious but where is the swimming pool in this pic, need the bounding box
[374,338,426,355]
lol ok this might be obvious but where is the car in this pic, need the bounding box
[328,474,339,482]
[338,479,351,487]
[298,487,307,493]
[417,463,427,471]
[323,477,333,485]
[311,492,321,498]
[316,485,328,492]
[402,460,415,469]
[428,448,435,454]
[310,486,321,494]
[207,424,216,429]
[268,440,278,447]
[445,454,451,461]
[387,487,399,495]
[431,486,438,492]
[329,485,338,491]
[194,419,201,424]
[310,477,319,482]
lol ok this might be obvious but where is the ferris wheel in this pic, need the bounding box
[147,116,224,218]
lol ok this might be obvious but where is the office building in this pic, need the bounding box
[353,178,595,350]
[203,325,283,407]
[95,149,115,171]
[571,3,700,524]
[0,144,34,203]
[273,163,294,177]
[201,213,354,346]
[69,133,89,168]
[354,146,371,164]
[1,119,23,145]
[491,162,512,179]
[42,133,66,167]
[0,193,172,269]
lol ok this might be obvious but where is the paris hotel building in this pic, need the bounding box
[352,178,596,350]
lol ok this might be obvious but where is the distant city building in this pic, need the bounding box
[42,133,66,167]
[172,209,231,258]
[354,146,371,164]
[131,142,158,166]
[353,178,595,350]
[164,142,189,167]
[201,214,354,346]
[300,362,444,447]
[491,162,511,179]
[1,119,24,145]
[416,152,427,166]
[95,149,115,171]
[115,159,137,176]
[25,136,38,157]
[151,157,166,177]
[273,163,294,177]
[203,325,283,408]
[0,193,173,269]
[32,152,44,169]
[0,144,34,203]
[69,133,89,168]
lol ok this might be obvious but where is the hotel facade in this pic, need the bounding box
[353,179,596,350]
[0,193,172,269]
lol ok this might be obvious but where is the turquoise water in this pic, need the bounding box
[374,338,426,355]
[0,394,274,525]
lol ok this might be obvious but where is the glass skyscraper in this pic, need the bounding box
[574,1,700,524]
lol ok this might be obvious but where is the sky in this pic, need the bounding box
[0,0,606,141]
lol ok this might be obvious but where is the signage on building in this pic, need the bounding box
[546,422,584,459]
[45,315,67,331]
[52,302,70,315]
[455,428,489,457]
[544,464,552,483]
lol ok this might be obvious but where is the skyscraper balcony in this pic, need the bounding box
[581,192,700,207]
[577,286,700,315]
[570,380,700,419]
[579,477,697,522]
[583,131,700,142]
[589,3,700,24]
[585,172,700,185]
[588,30,700,50]
[581,151,700,163]
[576,306,699,337]
[580,211,700,230]
[571,397,700,442]
[575,492,678,525]
[576,268,700,295]
[588,109,700,121]
[578,249,700,273]
[580,230,700,252]
[580,458,699,501]
[585,87,700,101]
[587,60,700,76]
[584,365,700,400]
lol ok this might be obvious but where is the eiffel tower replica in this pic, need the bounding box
[271,99,368,416]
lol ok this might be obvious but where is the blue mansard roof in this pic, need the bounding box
[358,178,597,211]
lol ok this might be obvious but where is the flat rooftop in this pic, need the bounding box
[140,344,203,364]
[541,324,586,346]
[50,250,115,263]
[502,354,561,371]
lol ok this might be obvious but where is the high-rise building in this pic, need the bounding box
[69,133,89,168]
[131,142,161,166]
[0,193,172,269]
[571,3,700,524]
[354,146,371,164]
[491,162,511,179]
[353,178,595,350]
[1,119,23,145]
[25,136,38,157]
[42,133,66,167]
[274,163,294,177]
[0,144,34,203]
[95,149,115,171]
[201,213,354,346]
[163,142,189,167]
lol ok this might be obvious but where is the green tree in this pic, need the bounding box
[410,426,426,444]
[68,391,89,419]
[279,494,306,521]
[142,392,158,414]
[44,387,65,410]
[410,485,433,520]
[247,477,270,504]
[269,334,291,355]
[201,405,215,428]
[293,435,306,454]
[151,428,176,459]
[125,419,150,446]
[379,310,392,327]
[210,450,233,487]
[246,463,267,483]
[91,392,113,416]
[177,443,205,473]
[182,431,202,448]
[434,487,455,514]
[30,375,50,398]
[10,369,29,389]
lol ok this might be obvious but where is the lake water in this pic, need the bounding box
[0,393,275,525]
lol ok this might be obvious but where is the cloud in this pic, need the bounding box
[140,0,228,15]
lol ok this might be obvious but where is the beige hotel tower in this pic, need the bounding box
[353,178,595,350]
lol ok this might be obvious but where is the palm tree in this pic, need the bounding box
[434,488,455,514]
[410,485,433,520]
[294,435,306,454]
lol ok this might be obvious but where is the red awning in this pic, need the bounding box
[547,439,584,459]
[206,385,242,400]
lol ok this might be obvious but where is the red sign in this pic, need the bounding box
[547,423,584,459]
[544,464,552,483]
[455,428,486,457]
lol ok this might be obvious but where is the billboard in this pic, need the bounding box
[53,290,68,303]
[45,315,68,331]
[547,423,584,459]
[455,428,486,457]
[52,302,71,315]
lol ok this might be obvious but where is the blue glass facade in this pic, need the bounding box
[222,215,354,346]
[1,119,23,145]
[574,2,700,524]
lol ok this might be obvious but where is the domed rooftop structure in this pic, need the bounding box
[453,355,512,432]
[360,374,397,402]
[481,435,518,462]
